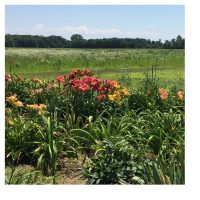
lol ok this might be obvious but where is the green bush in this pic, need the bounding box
[82,137,146,184]
[5,115,44,164]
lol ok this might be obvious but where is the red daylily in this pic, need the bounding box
[70,78,82,88]
[68,69,81,79]
[60,89,66,95]
[81,68,93,76]
[91,78,101,87]
[78,83,90,92]
[98,85,111,95]
[82,76,94,83]
[82,77,101,87]
[96,94,106,100]
[56,76,66,83]
[104,80,116,87]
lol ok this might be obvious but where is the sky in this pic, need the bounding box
[5,5,184,41]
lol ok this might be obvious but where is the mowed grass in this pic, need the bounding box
[5,48,184,80]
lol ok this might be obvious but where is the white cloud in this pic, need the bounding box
[5,24,166,40]
[6,24,124,39]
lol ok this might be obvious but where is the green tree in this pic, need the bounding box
[175,35,184,49]
[5,34,15,47]
[70,34,83,41]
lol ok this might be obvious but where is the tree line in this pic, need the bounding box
[5,34,185,49]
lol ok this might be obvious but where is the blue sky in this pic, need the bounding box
[5,5,184,41]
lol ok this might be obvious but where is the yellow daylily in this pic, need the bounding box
[114,83,120,89]
[121,88,129,96]
[114,90,122,100]
[6,95,18,104]
[5,116,14,126]
[108,94,117,101]
[31,78,44,84]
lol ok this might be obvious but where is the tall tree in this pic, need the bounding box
[5,34,185,49]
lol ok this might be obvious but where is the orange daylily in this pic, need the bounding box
[6,95,18,104]
[5,75,12,82]
[27,104,47,111]
[177,91,184,101]
[14,101,23,107]
[121,88,129,96]
[158,88,168,100]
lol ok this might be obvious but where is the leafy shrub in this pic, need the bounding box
[5,75,33,104]
[5,115,44,164]
[82,137,146,184]
[141,109,184,155]
[143,146,185,184]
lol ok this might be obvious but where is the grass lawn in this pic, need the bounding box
[6,48,184,81]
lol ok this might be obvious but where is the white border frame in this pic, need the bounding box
[1,1,200,200]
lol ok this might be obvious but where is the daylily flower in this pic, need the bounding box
[47,83,58,90]
[27,104,47,111]
[159,88,169,100]
[56,76,66,83]
[31,78,44,84]
[70,78,82,88]
[82,76,94,83]
[121,88,129,96]
[159,88,166,94]
[78,83,90,92]
[108,94,117,101]
[5,75,12,82]
[32,88,43,95]
[114,90,122,100]
[96,94,106,100]
[60,89,66,95]
[68,69,81,79]
[104,80,117,87]
[81,68,93,76]
[160,92,169,100]
[177,91,184,101]
[98,85,110,95]
[5,116,14,126]
[14,101,23,107]
[90,78,101,87]
[6,95,18,104]
[114,82,120,89]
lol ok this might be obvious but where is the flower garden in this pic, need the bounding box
[5,69,184,184]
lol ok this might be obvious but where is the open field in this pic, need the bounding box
[5,48,184,80]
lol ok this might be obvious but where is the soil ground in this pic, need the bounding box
[5,157,87,185]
